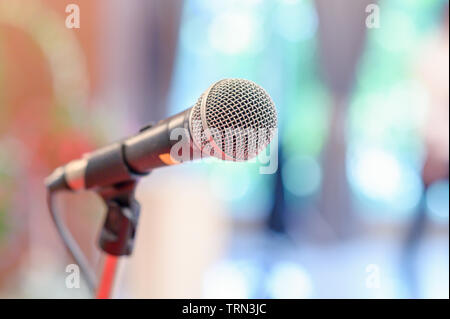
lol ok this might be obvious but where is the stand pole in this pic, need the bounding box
[96,255,119,299]
[95,180,141,299]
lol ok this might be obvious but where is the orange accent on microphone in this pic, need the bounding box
[159,153,179,165]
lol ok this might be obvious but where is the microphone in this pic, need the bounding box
[45,79,277,192]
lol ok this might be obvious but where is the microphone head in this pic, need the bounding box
[190,79,277,161]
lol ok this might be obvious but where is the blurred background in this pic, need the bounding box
[0,0,448,298]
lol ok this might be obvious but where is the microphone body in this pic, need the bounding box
[124,109,191,173]
[45,79,277,192]
[47,108,193,192]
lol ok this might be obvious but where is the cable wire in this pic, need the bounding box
[46,190,98,294]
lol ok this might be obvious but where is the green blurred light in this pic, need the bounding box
[283,85,329,157]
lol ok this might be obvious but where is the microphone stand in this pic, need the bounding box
[95,179,141,298]
[94,122,158,298]
[45,122,157,298]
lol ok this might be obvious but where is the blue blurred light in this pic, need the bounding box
[348,147,423,216]
[266,261,313,298]
[275,0,318,42]
[282,155,321,197]
[202,261,252,298]
[209,164,251,201]
[426,180,449,223]
[208,11,263,55]
[208,163,274,220]
[180,15,212,56]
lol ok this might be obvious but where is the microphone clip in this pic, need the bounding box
[97,179,141,256]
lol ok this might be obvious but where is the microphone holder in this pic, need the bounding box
[93,122,155,297]
[94,178,143,298]
[95,122,155,256]
[97,180,141,256]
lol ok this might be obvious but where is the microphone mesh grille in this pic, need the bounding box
[190,79,277,161]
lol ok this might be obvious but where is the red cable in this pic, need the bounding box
[96,255,119,299]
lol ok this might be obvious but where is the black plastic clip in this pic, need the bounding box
[97,180,140,256]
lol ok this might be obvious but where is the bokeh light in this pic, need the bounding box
[282,155,321,197]
[208,11,263,55]
[202,261,251,298]
[275,0,318,42]
[348,147,423,217]
[266,261,313,298]
[426,180,450,223]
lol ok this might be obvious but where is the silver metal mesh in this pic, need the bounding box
[190,79,277,161]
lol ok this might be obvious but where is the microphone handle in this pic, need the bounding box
[46,108,194,192]
[85,108,193,190]
[123,108,192,173]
